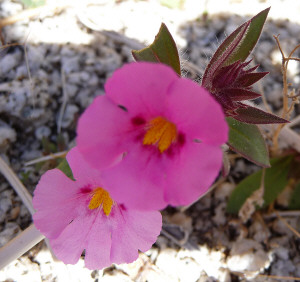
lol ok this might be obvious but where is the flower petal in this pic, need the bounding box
[32,169,80,239]
[50,210,98,265]
[77,95,130,170]
[110,207,162,264]
[66,147,103,187]
[164,141,223,206]
[105,62,178,119]
[165,78,228,145]
[83,212,112,270]
[102,145,167,210]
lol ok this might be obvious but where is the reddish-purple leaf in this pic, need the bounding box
[225,88,261,101]
[234,106,288,124]
[212,61,244,88]
[237,72,269,87]
[202,21,250,89]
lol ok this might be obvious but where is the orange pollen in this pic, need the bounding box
[143,116,177,153]
[88,187,114,216]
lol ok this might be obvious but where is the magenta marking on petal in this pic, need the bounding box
[131,116,146,126]
[79,185,93,194]
[177,132,185,146]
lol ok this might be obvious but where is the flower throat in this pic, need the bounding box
[88,188,113,216]
[143,117,177,153]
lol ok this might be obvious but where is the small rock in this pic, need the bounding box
[0,125,17,149]
[249,220,270,243]
[9,206,20,221]
[0,192,13,223]
[212,202,227,226]
[270,259,296,277]
[214,182,235,201]
[35,126,51,140]
[272,218,296,236]
[273,246,289,260]
[116,253,149,279]
[227,239,272,277]
[59,104,79,129]
[62,56,80,74]
[65,84,78,98]
[0,222,20,247]
[0,52,22,74]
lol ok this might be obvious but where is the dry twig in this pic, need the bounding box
[0,156,34,215]
[271,35,300,154]
[0,224,44,269]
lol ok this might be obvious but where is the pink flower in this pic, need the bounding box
[77,62,228,210]
[32,147,162,270]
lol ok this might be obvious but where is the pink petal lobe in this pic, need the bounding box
[84,212,112,270]
[101,145,167,210]
[77,95,130,170]
[165,141,223,206]
[110,207,162,264]
[50,210,98,265]
[165,78,228,145]
[32,169,80,239]
[66,147,102,187]
[105,62,178,119]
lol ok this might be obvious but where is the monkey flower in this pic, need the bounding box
[77,62,228,210]
[32,147,162,270]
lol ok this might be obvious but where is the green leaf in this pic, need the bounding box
[227,156,293,214]
[226,169,262,214]
[227,7,270,64]
[263,156,292,205]
[226,117,270,167]
[288,182,300,210]
[57,158,74,181]
[132,23,181,76]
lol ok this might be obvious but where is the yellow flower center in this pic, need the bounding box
[143,116,177,153]
[88,188,114,216]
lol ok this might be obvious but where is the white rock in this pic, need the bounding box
[0,222,21,247]
[62,57,80,74]
[0,256,41,282]
[116,252,149,279]
[0,53,21,74]
[214,182,235,200]
[65,84,78,98]
[59,104,79,129]
[35,126,51,140]
[0,126,16,147]
[273,246,289,260]
[249,220,271,243]
[212,202,227,225]
[156,248,201,282]
[227,239,272,278]
[178,247,226,280]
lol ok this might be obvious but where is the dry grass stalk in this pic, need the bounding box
[0,156,34,215]
[0,224,44,269]
[271,35,300,154]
